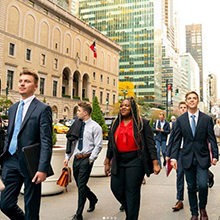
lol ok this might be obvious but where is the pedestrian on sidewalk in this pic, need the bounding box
[171,91,218,220]
[64,102,103,220]
[104,97,160,220]
[166,101,188,212]
[214,118,220,146]
[0,69,53,220]
[153,112,170,167]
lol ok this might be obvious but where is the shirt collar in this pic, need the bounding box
[20,95,35,106]
[84,117,92,124]
[188,110,199,118]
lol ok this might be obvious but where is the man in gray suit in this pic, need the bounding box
[0,69,52,220]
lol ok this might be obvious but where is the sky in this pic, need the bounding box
[173,0,220,98]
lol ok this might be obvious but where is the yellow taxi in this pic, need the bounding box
[53,123,69,134]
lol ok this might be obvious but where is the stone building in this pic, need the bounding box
[0,0,121,120]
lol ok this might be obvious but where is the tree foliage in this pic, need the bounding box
[91,96,108,134]
[137,98,150,117]
[52,124,57,146]
[118,81,135,99]
[0,95,13,109]
[110,102,120,116]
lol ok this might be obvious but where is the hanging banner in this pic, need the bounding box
[168,84,172,105]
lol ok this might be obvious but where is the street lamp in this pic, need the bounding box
[208,74,213,113]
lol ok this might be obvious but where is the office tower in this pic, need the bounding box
[71,0,79,16]
[161,38,188,113]
[51,0,72,12]
[161,0,175,51]
[174,11,180,53]
[180,53,200,92]
[186,24,203,101]
[79,0,163,104]
[207,73,217,112]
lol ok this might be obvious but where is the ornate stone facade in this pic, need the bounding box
[0,0,121,120]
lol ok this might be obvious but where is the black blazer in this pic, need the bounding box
[1,98,53,177]
[106,118,157,177]
[152,119,170,141]
[171,111,218,169]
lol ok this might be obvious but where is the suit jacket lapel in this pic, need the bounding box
[8,102,19,136]
[20,98,38,132]
[195,111,203,137]
[184,112,194,138]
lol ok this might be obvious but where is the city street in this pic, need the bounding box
[0,134,220,220]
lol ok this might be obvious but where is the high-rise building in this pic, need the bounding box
[161,37,188,113]
[161,0,175,51]
[78,0,163,104]
[207,73,217,112]
[174,11,180,53]
[180,53,200,93]
[51,0,72,12]
[71,0,79,16]
[186,24,203,101]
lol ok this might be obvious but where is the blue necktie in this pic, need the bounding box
[8,101,24,155]
[78,122,85,151]
[191,115,196,137]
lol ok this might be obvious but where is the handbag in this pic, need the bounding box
[56,167,72,192]
[0,177,5,192]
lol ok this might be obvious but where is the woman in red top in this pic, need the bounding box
[104,97,160,220]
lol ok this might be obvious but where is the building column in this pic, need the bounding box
[87,81,91,101]
[69,76,73,98]
[78,79,82,100]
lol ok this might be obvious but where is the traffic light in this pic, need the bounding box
[6,87,8,95]
[175,88,179,96]
[106,98,109,105]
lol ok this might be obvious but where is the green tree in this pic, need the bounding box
[52,124,57,146]
[137,98,150,117]
[167,113,172,122]
[0,95,13,119]
[149,118,155,128]
[0,95,13,109]
[91,96,108,135]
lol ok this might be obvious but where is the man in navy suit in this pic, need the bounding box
[153,112,170,167]
[0,69,52,220]
[171,91,218,220]
[166,101,187,211]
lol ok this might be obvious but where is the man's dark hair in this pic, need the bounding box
[78,102,92,115]
[20,69,39,84]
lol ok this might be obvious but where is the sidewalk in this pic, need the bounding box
[0,164,220,220]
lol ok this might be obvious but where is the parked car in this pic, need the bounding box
[65,119,75,127]
[53,123,69,134]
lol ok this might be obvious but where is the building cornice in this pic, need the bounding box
[30,0,122,52]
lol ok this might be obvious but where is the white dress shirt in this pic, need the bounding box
[66,118,103,161]
[15,95,35,122]
[188,110,199,127]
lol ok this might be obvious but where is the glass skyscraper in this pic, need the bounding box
[186,24,203,101]
[79,0,162,103]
